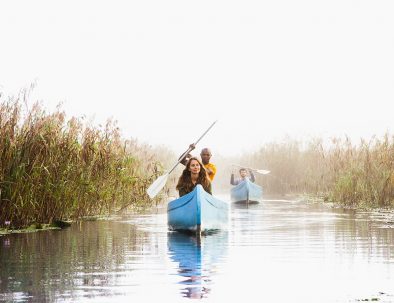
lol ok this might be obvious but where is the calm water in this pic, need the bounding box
[1,197,394,302]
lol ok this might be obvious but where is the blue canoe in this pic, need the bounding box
[230,178,263,204]
[167,185,229,233]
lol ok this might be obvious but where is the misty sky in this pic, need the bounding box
[1,0,393,157]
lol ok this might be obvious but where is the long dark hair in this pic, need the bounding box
[176,157,211,193]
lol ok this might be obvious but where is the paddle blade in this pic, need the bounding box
[255,169,270,175]
[147,173,169,199]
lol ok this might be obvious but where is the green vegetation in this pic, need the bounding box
[0,94,167,229]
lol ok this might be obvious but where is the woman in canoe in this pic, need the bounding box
[230,168,255,186]
[176,157,212,197]
[179,144,217,182]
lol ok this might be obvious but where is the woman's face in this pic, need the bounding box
[188,159,201,175]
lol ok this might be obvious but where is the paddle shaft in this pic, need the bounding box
[167,120,217,175]
[232,164,270,175]
[232,164,255,172]
[147,121,217,199]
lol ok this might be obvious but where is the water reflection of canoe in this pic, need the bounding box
[167,231,228,299]
[167,185,229,233]
[230,178,263,204]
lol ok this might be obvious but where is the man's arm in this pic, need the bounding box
[230,173,237,185]
[205,163,217,181]
[249,170,255,183]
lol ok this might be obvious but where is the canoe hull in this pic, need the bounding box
[230,178,263,204]
[168,185,229,232]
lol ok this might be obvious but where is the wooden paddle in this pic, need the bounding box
[147,121,218,199]
[232,164,270,175]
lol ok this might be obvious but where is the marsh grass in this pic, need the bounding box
[0,94,164,229]
[246,135,394,207]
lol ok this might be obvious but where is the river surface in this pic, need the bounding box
[1,196,394,302]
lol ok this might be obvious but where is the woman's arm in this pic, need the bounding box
[178,144,196,166]
[179,153,192,166]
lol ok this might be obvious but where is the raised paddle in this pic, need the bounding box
[147,121,218,199]
[232,164,271,175]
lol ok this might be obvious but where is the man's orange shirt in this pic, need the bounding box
[204,163,217,181]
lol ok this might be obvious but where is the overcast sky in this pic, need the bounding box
[1,0,393,157]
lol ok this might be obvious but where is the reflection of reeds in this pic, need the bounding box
[0,97,163,229]
[246,135,394,207]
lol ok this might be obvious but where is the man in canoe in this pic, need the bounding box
[200,148,216,181]
[179,145,217,181]
[230,168,255,185]
[176,157,212,197]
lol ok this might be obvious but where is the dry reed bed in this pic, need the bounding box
[248,135,394,208]
[0,97,163,229]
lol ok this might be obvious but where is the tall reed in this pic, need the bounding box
[0,94,164,229]
[323,135,394,207]
[240,135,394,207]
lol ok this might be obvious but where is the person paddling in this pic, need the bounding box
[230,168,255,186]
[200,148,216,181]
[147,121,217,199]
[176,157,212,197]
[180,145,217,181]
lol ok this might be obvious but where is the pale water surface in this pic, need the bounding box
[1,196,394,302]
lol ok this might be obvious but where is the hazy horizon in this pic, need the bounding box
[1,0,393,157]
